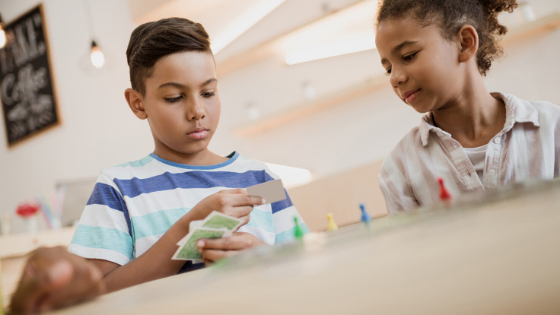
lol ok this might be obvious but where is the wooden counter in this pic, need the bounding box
[1,227,75,309]
[50,179,560,314]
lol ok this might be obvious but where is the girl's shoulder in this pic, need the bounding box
[504,93,560,127]
[381,125,424,171]
[503,93,558,112]
[530,100,560,117]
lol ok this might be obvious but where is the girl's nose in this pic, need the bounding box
[389,67,407,87]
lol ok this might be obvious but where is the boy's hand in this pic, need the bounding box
[192,188,264,224]
[197,232,266,265]
[10,246,105,314]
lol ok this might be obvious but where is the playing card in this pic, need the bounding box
[201,211,244,231]
[246,179,287,204]
[177,220,204,246]
[177,211,244,246]
[172,228,230,261]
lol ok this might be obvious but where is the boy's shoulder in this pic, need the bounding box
[97,152,276,184]
[99,154,158,181]
[233,154,277,177]
[234,154,267,168]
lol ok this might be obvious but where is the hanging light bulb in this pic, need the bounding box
[90,40,104,68]
[0,15,7,49]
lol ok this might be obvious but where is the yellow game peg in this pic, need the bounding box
[326,213,338,231]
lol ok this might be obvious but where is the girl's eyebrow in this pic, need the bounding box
[391,40,418,55]
[381,40,419,65]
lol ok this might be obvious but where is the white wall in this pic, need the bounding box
[1,0,559,234]
[0,0,151,233]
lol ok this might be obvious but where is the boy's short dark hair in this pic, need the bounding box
[126,17,212,95]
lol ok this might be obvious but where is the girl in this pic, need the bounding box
[375,0,560,213]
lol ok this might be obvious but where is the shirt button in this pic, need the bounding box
[489,169,497,176]
[494,137,501,144]
[452,143,458,148]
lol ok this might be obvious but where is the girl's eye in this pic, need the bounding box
[202,91,215,98]
[385,68,392,76]
[403,52,418,62]
[164,96,183,103]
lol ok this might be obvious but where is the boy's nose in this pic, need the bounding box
[186,98,206,121]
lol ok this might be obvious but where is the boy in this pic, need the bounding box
[67,17,309,294]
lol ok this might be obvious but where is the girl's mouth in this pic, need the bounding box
[403,89,421,104]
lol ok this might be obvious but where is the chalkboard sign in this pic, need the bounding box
[0,4,60,147]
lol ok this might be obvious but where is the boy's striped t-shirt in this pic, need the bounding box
[68,152,309,266]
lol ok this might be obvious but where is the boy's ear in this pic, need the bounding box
[456,25,479,63]
[124,88,148,120]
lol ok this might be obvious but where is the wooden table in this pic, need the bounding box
[0,227,75,308]
[49,179,560,314]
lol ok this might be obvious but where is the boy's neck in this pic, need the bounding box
[431,71,506,148]
[153,145,228,166]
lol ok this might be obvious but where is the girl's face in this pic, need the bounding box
[375,17,464,114]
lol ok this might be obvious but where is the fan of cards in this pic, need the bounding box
[172,211,244,261]
[172,179,287,261]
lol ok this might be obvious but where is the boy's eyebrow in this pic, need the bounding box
[158,82,186,89]
[158,79,217,90]
[200,78,217,88]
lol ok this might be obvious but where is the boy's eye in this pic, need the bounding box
[164,96,183,103]
[403,52,418,62]
[202,91,215,98]
[385,68,392,76]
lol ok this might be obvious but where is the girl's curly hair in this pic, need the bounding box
[377,0,518,76]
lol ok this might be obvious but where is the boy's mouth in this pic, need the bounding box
[186,127,209,140]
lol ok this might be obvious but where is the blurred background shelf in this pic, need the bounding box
[233,75,389,137]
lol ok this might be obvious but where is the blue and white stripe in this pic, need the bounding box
[68,152,309,265]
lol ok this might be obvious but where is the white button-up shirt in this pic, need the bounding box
[378,93,560,214]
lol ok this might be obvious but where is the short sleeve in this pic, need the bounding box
[261,167,310,244]
[68,172,133,265]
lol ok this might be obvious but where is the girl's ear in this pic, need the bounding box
[456,25,479,63]
[125,88,148,120]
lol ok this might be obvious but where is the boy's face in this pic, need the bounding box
[375,17,465,114]
[140,51,220,158]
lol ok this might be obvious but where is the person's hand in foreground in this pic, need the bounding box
[10,246,105,314]
[198,232,266,265]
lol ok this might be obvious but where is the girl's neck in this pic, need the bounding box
[431,74,506,148]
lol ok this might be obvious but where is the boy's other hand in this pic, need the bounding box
[193,188,264,225]
[197,232,266,265]
[10,246,105,314]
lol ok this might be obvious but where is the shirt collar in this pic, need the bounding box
[495,92,540,130]
[419,114,438,147]
[418,92,540,147]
